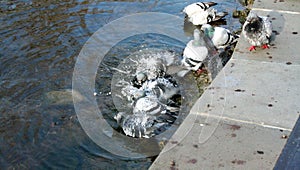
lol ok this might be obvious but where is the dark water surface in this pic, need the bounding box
[0,0,244,169]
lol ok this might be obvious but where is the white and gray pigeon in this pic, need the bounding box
[201,24,239,49]
[183,2,228,26]
[121,84,146,102]
[242,12,272,51]
[114,112,158,138]
[179,29,209,76]
[115,94,179,138]
[133,95,166,116]
[142,76,179,103]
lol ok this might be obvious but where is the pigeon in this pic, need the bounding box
[180,29,208,76]
[121,84,146,102]
[183,2,228,25]
[201,24,240,49]
[133,95,167,116]
[134,50,177,81]
[142,76,180,104]
[115,94,179,138]
[114,112,158,138]
[131,72,147,88]
[242,12,272,51]
[112,50,183,138]
[183,2,217,16]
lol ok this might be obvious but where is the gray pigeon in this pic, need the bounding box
[242,12,272,51]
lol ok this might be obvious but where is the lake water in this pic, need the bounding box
[0,0,245,169]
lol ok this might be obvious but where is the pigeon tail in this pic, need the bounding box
[214,11,228,21]
[177,69,190,77]
[206,2,218,7]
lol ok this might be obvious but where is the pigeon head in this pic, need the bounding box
[136,72,147,83]
[201,24,214,39]
[114,112,126,125]
[245,13,263,33]
[192,29,202,46]
[246,12,259,22]
[132,72,147,88]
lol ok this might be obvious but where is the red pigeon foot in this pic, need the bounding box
[196,68,206,75]
[249,46,256,51]
[262,44,269,49]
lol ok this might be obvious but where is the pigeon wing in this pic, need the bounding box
[262,16,272,38]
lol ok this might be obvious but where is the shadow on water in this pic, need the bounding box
[0,0,245,169]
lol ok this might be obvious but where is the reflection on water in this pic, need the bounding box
[0,0,245,169]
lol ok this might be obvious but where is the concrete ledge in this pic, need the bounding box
[206,59,300,130]
[274,116,300,169]
[150,0,300,169]
[150,116,289,169]
[253,0,300,13]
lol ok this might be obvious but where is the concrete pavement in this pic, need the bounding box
[150,0,300,169]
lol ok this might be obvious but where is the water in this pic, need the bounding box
[0,0,245,169]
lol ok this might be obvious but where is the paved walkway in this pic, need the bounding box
[150,0,300,169]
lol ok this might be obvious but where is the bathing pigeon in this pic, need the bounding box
[180,29,208,76]
[112,50,183,138]
[131,72,147,88]
[183,2,228,25]
[142,76,179,104]
[242,12,272,51]
[133,50,177,81]
[114,112,158,138]
[115,94,179,138]
[121,84,146,102]
[133,95,166,116]
[201,24,239,49]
